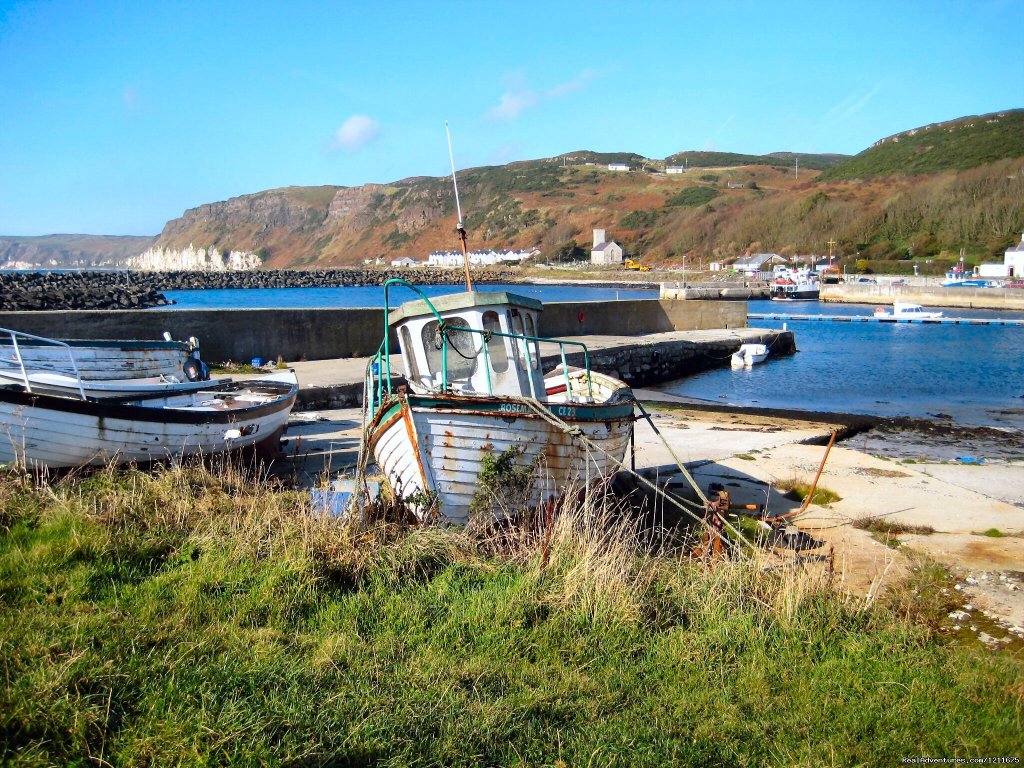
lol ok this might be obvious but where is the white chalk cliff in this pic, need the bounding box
[128,244,261,271]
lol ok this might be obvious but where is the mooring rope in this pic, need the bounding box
[509,394,756,552]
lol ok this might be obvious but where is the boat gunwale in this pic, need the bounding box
[0,380,298,425]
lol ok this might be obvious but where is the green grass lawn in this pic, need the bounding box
[1,464,1021,766]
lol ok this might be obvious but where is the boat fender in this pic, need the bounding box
[183,358,211,382]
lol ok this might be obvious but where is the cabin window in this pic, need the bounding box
[421,316,477,382]
[400,326,420,382]
[509,310,527,366]
[524,314,540,369]
[482,311,508,373]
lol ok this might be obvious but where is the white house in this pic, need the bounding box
[733,253,787,276]
[1004,232,1024,277]
[666,166,685,174]
[390,257,419,268]
[709,261,723,271]
[427,251,464,267]
[590,229,624,265]
[977,233,1024,278]
[607,163,630,172]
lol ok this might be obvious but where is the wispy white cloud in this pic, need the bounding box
[484,69,598,123]
[486,90,539,123]
[546,69,596,99]
[824,84,882,123]
[701,113,736,150]
[332,114,381,152]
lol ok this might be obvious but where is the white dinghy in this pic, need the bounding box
[731,343,769,368]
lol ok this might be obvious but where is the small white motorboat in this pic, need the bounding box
[873,302,944,320]
[731,343,769,368]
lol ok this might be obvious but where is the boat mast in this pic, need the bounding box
[445,121,473,291]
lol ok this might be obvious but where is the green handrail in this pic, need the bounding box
[370,280,597,413]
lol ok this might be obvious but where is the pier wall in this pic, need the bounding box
[0,300,746,364]
[552,329,794,389]
[822,284,1024,310]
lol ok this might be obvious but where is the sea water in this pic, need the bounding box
[157,287,1024,428]
[154,282,659,309]
[658,300,1024,428]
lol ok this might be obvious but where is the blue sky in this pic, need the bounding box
[1,0,1021,236]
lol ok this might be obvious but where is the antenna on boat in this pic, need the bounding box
[445,121,473,291]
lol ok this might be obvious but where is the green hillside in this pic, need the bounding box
[820,109,1024,180]
[665,150,846,171]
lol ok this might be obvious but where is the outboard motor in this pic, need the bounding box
[182,357,210,382]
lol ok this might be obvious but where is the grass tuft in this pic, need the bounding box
[775,476,841,506]
[0,461,1020,765]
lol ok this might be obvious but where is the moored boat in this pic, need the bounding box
[364,280,635,524]
[770,268,820,301]
[0,372,297,469]
[0,328,208,381]
[873,302,944,320]
[730,343,769,368]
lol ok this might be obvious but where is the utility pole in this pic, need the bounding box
[795,157,799,180]
[827,237,837,268]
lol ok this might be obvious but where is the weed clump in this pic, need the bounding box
[0,461,1020,765]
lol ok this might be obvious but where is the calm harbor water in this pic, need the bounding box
[157,286,1024,429]
[155,282,659,309]
[659,299,1024,429]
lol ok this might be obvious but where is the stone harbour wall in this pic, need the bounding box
[0,300,747,365]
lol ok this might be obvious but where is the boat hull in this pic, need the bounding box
[367,393,634,524]
[0,379,297,468]
[0,339,193,380]
[770,287,820,301]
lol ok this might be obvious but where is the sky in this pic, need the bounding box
[1,0,1021,236]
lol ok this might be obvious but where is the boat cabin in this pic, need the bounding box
[388,291,546,398]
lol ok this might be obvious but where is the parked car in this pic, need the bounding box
[854,277,876,284]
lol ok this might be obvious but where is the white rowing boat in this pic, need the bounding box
[0,371,298,469]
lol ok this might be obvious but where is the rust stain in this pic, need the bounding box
[964,539,1018,567]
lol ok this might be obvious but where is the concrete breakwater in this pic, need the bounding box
[659,282,772,300]
[0,271,171,311]
[0,268,516,312]
[294,328,793,410]
[821,283,1024,310]
[0,299,747,364]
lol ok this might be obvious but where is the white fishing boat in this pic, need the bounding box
[873,302,944,320]
[0,371,297,469]
[0,328,207,381]
[364,281,635,524]
[730,343,769,368]
[770,268,820,301]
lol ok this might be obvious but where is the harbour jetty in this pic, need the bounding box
[821,283,1024,311]
[0,268,517,312]
[0,298,748,362]
[291,327,794,410]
